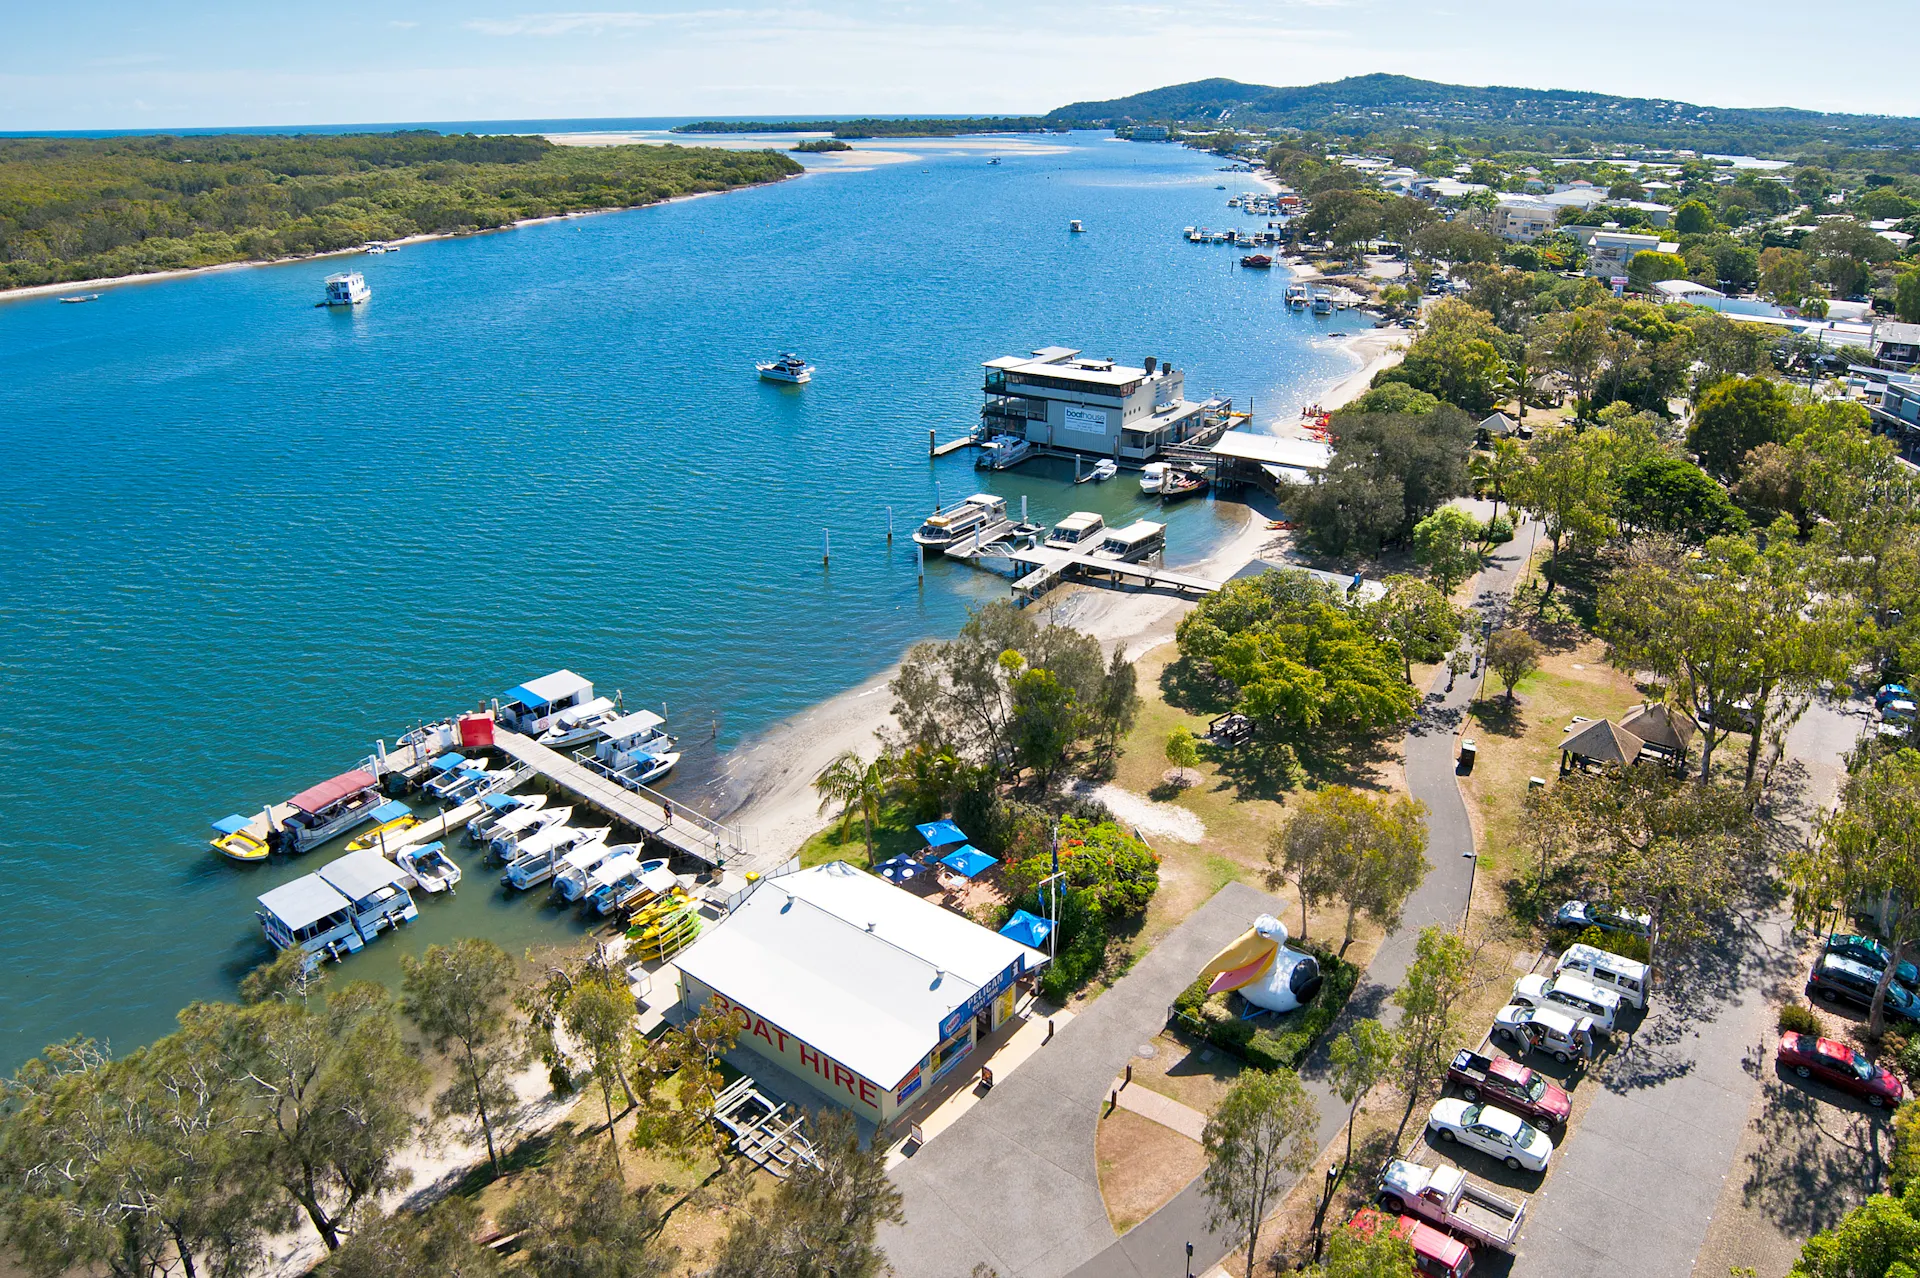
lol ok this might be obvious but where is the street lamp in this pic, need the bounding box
[1312,1162,1344,1261]
[1185,1241,1194,1278]
[1461,847,1478,932]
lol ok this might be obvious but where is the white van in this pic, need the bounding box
[1512,971,1623,1033]
[1556,943,1649,1009]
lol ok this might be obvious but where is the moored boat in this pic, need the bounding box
[504,825,607,891]
[1075,458,1118,485]
[344,799,419,852]
[58,293,102,304]
[497,670,596,737]
[1286,283,1310,308]
[467,791,547,843]
[487,805,574,862]
[1139,461,1170,494]
[911,494,1008,551]
[974,434,1034,470]
[210,813,271,863]
[535,695,621,748]
[1160,468,1209,502]
[395,841,461,893]
[270,770,384,855]
[553,840,635,903]
[322,272,371,306]
[1240,253,1273,268]
[1044,511,1107,550]
[756,353,814,384]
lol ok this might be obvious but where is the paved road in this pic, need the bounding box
[1060,521,1546,1278]
[881,881,1285,1278]
[1513,694,1867,1278]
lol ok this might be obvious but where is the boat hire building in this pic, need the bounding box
[981,346,1222,463]
[674,862,1047,1125]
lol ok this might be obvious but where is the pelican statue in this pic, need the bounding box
[1196,914,1323,1014]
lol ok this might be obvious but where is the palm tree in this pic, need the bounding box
[812,749,891,864]
[1469,436,1526,527]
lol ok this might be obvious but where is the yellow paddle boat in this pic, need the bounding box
[637,910,701,958]
[344,800,419,853]
[210,814,270,863]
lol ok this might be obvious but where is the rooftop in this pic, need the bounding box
[258,874,352,931]
[1209,430,1333,470]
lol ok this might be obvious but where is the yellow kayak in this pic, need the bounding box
[626,887,688,929]
[638,912,701,957]
[210,815,270,863]
[632,901,696,946]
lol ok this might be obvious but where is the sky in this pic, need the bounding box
[4,0,1917,132]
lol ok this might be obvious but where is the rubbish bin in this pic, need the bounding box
[1457,739,1477,775]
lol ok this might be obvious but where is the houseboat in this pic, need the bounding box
[315,848,419,940]
[1090,520,1167,564]
[269,770,384,855]
[322,272,371,306]
[535,695,622,748]
[974,434,1034,470]
[257,874,362,964]
[912,494,1008,551]
[756,353,814,384]
[1044,512,1107,550]
[497,670,596,736]
[589,710,681,788]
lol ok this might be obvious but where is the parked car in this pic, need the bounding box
[1511,972,1623,1034]
[1874,683,1912,710]
[1776,1032,1906,1109]
[1377,1158,1525,1252]
[1825,935,1919,992]
[1491,1003,1596,1063]
[1555,900,1653,938]
[1555,943,1650,1009]
[1446,1050,1571,1131]
[1347,1207,1475,1278]
[1426,1098,1553,1172]
[1806,954,1920,1026]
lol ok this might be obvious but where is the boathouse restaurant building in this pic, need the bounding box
[675,861,1047,1126]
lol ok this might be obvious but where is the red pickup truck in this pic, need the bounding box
[1447,1049,1571,1130]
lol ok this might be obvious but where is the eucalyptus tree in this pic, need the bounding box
[401,938,528,1175]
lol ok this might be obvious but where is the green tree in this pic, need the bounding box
[192,980,426,1251]
[1266,787,1429,953]
[1689,375,1795,479]
[1485,628,1541,706]
[1201,1069,1320,1278]
[501,1136,674,1278]
[1010,664,1083,787]
[1627,250,1688,290]
[1673,200,1716,236]
[1165,727,1201,785]
[1614,456,1748,540]
[1412,506,1483,596]
[1363,575,1464,681]
[1469,437,1526,525]
[707,1110,904,1278]
[401,938,527,1175]
[812,749,890,862]
[1397,300,1511,414]
[317,1199,500,1278]
[1295,407,1478,555]
[1391,928,1475,1145]
[520,948,639,1163]
[1327,1021,1401,1179]
[1537,307,1614,406]
[1312,1216,1417,1278]
[1790,1185,1920,1278]
[1092,647,1141,754]
[1511,426,1615,593]
[1898,269,1920,324]
[1790,750,1920,1037]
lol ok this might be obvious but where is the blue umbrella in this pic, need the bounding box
[999,909,1054,949]
[939,845,998,879]
[875,854,925,884]
[917,819,969,849]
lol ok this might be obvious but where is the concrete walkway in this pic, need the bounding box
[1060,521,1546,1278]
[1112,1076,1210,1142]
[879,881,1285,1278]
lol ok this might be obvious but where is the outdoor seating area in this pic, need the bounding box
[1556,702,1698,775]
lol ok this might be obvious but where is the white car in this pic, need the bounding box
[1512,972,1621,1034]
[1427,1098,1553,1172]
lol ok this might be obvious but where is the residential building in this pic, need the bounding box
[1493,195,1559,241]
[980,347,1223,462]
[1864,371,1920,461]
[1564,225,1681,278]
[1873,321,1920,371]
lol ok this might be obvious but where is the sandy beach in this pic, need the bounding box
[714,325,1407,868]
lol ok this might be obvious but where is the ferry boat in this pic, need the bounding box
[269,770,384,855]
[210,813,271,863]
[535,695,622,748]
[912,494,1007,550]
[322,272,371,306]
[1091,520,1167,564]
[1045,512,1107,550]
[975,434,1034,470]
[395,841,461,893]
[756,353,814,384]
[498,670,596,736]
[1139,461,1171,494]
[1076,458,1118,484]
[1286,284,1310,308]
[589,710,681,788]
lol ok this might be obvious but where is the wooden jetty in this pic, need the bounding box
[929,429,975,457]
[492,731,743,867]
[1005,545,1224,602]
[379,765,535,851]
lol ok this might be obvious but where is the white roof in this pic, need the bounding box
[515,669,591,705]
[1211,430,1333,470]
[316,848,410,903]
[1654,279,1725,299]
[675,861,1045,1088]
[258,874,352,930]
[515,822,587,858]
[586,851,641,889]
[601,709,665,741]
[554,696,616,727]
[559,840,618,875]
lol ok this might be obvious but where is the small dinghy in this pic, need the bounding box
[396,841,461,893]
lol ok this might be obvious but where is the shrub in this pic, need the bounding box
[1168,944,1358,1070]
[1892,1100,1920,1195]
[1899,1036,1920,1087]
[1779,1002,1827,1037]
[1569,925,1653,965]
[1482,514,1514,544]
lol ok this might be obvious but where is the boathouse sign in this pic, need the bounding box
[938,959,1021,1041]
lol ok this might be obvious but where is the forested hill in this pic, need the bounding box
[1049,74,1920,152]
[0,131,801,290]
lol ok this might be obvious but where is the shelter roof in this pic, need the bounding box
[1620,702,1696,752]
[316,848,411,903]
[1209,430,1333,470]
[506,670,591,708]
[288,770,377,815]
[258,874,352,930]
[1557,718,1646,766]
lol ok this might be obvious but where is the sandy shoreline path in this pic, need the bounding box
[715,323,1406,869]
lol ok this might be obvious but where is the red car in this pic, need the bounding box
[1347,1208,1474,1278]
[1776,1033,1906,1108]
[1447,1050,1572,1130]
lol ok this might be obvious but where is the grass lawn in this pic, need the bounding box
[1127,1026,1245,1114]
[795,799,921,870]
[1094,1105,1209,1234]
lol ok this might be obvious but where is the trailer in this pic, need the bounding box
[1377,1159,1525,1253]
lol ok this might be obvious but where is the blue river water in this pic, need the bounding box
[0,131,1365,1068]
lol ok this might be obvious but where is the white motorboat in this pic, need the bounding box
[467,792,547,843]
[395,841,461,894]
[585,854,668,917]
[487,805,574,863]
[504,825,609,891]
[1139,461,1171,494]
[1285,283,1310,308]
[588,710,681,790]
[429,764,510,804]
[1075,458,1118,484]
[322,272,371,306]
[975,434,1034,470]
[757,353,814,384]
[497,670,596,736]
[1045,512,1107,550]
[1311,288,1334,314]
[553,841,639,903]
[912,494,1008,551]
[535,695,621,748]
